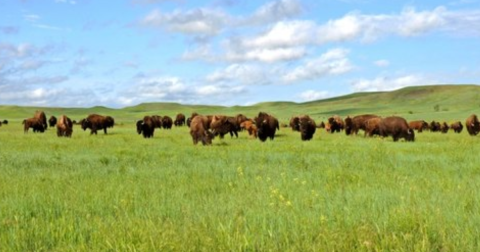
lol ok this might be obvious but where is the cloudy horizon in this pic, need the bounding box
[1,0,479,108]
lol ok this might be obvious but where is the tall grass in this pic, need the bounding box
[1,122,480,251]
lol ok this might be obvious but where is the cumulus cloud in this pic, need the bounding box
[374,60,390,67]
[139,8,229,37]
[351,74,439,92]
[282,48,354,83]
[206,64,271,85]
[244,0,303,25]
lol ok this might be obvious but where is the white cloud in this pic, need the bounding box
[282,48,354,83]
[245,0,303,25]
[139,8,229,36]
[206,64,270,85]
[298,90,330,101]
[351,74,439,92]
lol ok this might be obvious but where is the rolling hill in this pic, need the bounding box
[1,84,479,123]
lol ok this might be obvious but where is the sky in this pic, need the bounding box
[1,0,480,108]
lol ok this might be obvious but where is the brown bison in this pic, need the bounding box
[409,120,429,133]
[298,115,316,141]
[151,115,162,128]
[450,121,463,133]
[235,114,248,130]
[240,120,257,138]
[56,115,73,137]
[136,116,155,138]
[190,115,215,145]
[34,110,48,131]
[327,115,344,133]
[429,121,441,132]
[48,116,57,128]
[80,114,115,135]
[23,118,45,133]
[174,113,186,127]
[162,116,173,129]
[254,112,279,142]
[440,122,449,133]
[466,114,480,136]
[210,115,238,139]
[345,114,379,135]
[2,119,8,125]
[364,117,382,137]
[379,116,414,142]
[289,116,300,132]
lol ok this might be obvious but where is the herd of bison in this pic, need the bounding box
[2,110,480,145]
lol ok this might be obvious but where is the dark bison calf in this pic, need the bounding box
[379,116,415,142]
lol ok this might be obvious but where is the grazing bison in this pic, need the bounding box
[364,117,382,137]
[345,114,379,135]
[409,120,429,133]
[440,122,449,133]
[298,115,316,141]
[2,119,8,125]
[162,116,173,129]
[23,118,45,133]
[430,121,441,132]
[289,116,300,132]
[34,110,48,131]
[450,121,463,133]
[254,112,279,142]
[327,115,344,133]
[190,115,215,145]
[174,113,186,127]
[150,115,162,129]
[56,115,73,137]
[210,115,238,139]
[379,116,415,142]
[235,114,248,130]
[80,114,115,135]
[466,114,480,136]
[136,116,155,138]
[48,116,57,128]
[240,120,257,138]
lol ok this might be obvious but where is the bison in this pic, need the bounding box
[23,118,45,133]
[289,116,300,132]
[190,115,215,145]
[298,115,316,141]
[450,121,463,133]
[327,115,344,133]
[34,110,48,131]
[210,115,238,139]
[254,112,279,142]
[429,121,441,132]
[364,117,382,137]
[56,115,73,137]
[345,114,379,135]
[80,114,115,135]
[2,119,8,125]
[409,120,429,133]
[136,116,155,138]
[48,116,57,128]
[174,113,186,127]
[466,114,480,136]
[378,116,414,142]
[162,116,173,129]
[440,122,449,134]
[240,120,257,138]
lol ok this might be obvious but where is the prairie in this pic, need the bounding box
[1,85,480,251]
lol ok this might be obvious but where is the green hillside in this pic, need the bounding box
[1,84,479,123]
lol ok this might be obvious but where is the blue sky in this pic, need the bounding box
[1,0,479,108]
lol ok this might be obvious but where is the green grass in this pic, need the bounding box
[1,121,480,251]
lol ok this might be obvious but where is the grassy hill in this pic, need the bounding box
[1,84,479,123]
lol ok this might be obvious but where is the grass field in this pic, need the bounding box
[1,118,480,251]
[1,85,480,251]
